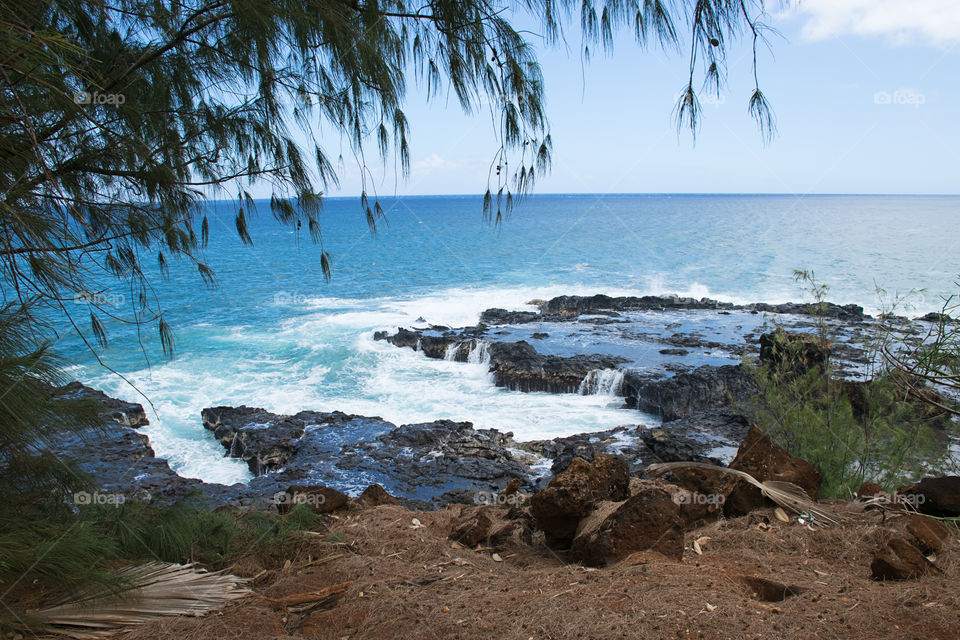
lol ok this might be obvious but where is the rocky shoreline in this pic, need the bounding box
[48,293,947,511]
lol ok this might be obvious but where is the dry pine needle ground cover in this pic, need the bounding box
[115,502,960,640]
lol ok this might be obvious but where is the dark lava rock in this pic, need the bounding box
[724,425,822,517]
[46,386,256,507]
[529,294,864,322]
[529,454,630,547]
[569,480,684,566]
[202,406,363,475]
[338,420,535,502]
[55,381,149,427]
[479,308,542,324]
[898,476,960,517]
[629,364,755,422]
[540,294,736,316]
[486,341,628,393]
[758,330,831,374]
[659,348,690,356]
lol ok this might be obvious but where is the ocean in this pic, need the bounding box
[57,194,960,485]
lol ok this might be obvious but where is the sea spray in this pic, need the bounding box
[466,341,490,366]
[578,369,626,396]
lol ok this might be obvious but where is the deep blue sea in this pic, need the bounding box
[58,194,960,485]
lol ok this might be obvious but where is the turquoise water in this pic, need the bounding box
[57,194,960,484]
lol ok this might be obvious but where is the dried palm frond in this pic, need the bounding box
[30,562,249,638]
[646,461,844,527]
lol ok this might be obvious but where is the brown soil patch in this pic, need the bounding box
[119,505,960,640]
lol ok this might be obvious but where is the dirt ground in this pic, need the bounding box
[119,503,959,640]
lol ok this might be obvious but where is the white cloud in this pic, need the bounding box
[411,153,453,172]
[781,0,960,46]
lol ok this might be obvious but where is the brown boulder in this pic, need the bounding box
[898,476,960,517]
[662,465,739,527]
[357,484,399,507]
[276,485,349,514]
[856,481,884,498]
[569,482,684,567]
[501,477,524,496]
[724,425,822,517]
[449,505,532,550]
[530,454,630,547]
[903,515,950,555]
[871,536,939,580]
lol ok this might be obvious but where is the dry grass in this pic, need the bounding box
[119,503,960,640]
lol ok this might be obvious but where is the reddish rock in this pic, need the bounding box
[724,425,822,517]
[501,478,523,496]
[903,515,950,555]
[277,485,349,514]
[357,484,399,507]
[856,481,884,499]
[449,505,532,550]
[530,454,631,546]
[569,483,684,567]
[662,465,739,527]
[871,536,939,581]
[898,476,960,517]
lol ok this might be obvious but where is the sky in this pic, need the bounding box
[311,1,960,197]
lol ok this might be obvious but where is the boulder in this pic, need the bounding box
[898,476,960,517]
[449,505,533,550]
[902,514,950,555]
[276,485,349,514]
[569,482,684,566]
[871,536,939,581]
[856,481,884,498]
[357,484,399,507]
[662,464,739,527]
[530,454,630,547]
[724,425,822,517]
